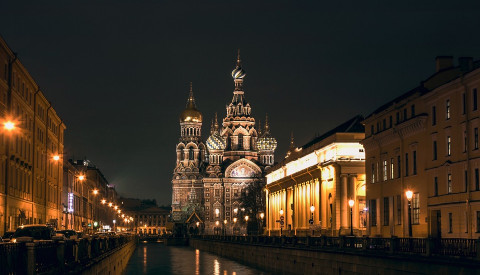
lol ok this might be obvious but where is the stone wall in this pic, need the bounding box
[79,239,136,275]
[190,239,480,275]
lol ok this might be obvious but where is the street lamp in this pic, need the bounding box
[224,219,227,236]
[2,120,15,233]
[101,199,106,204]
[348,199,355,236]
[93,189,98,195]
[405,190,413,237]
[53,155,60,161]
[78,175,85,181]
[3,121,15,131]
[310,205,315,222]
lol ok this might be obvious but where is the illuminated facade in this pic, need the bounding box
[0,35,66,235]
[265,116,366,236]
[363,56,480,238]
[172,53,276,234]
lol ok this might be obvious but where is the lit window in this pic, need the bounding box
[447,174,452,194]
[447,136,451,156]
[446,99,451,119]
[412,192,420,225]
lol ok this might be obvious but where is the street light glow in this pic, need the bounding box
[101,199,106,204]
[93,189,98,195]
[310,205,315,213]
[245,216,249,221]
[233,217,237,223]
[260,213,264,219]
[406,190,413,201]
[53,155,60,161]
[4,121,15,131]
[78,175,85,181]
[224,219,227,224]
[279,209,284,215]
[348,199,355,208]
[108,202,113,207]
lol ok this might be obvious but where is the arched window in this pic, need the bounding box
[189,148,194,160]
[238,134,243,150]
[180,149,185,160]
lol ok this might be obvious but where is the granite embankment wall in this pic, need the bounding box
[190,238,480,275]
[79,239,136,275]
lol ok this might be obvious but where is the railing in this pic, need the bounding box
[193,235,480,260]
[0,235,136,274]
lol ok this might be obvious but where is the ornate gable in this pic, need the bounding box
[224,158,262,178]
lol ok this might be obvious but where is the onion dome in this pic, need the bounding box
[257,115,277,151]
[206,113,226,150]
[231,50,246,79]
[180,82,203,123]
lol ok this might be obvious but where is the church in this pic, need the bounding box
[171,53,277,234]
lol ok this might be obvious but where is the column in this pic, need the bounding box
[340,174,348,230]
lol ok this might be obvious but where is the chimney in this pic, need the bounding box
[459,57,473,72]
[435,56,454,72]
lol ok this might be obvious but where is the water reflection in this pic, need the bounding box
[124,243,269,275]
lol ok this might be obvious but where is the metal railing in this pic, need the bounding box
[194,235,480,260]
[0,235,136,274]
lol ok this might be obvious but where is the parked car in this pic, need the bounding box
[11,225,55,243]
[2,231,15,242]
[57,230,78,240]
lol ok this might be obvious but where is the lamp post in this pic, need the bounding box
[310,206,315,236]
[223,219,227,236]
[3,120,15,233]
[233,217,237,235]
[259,213,264,235]
[405,190,413,237]
[215,220,219,235]
[348,199,354,236]
[279,209,284,236]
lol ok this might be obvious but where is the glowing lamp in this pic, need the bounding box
[260,213,264,219]
[53,155,60,161]
[279,209,284,216]
[245,216,249,221]
[348,199,355,208]
[4,121,15,130]
[310,205,315,213]
[405,190,413,201]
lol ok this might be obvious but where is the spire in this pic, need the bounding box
[236,49,241,67]
[186,82,196,108]
[210,119,214,134]
[289,131,295,149]
[257,119,262,136]
[264,114,270,134]
[214,112,219,131]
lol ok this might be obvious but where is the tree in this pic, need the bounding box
[240,180,266,234]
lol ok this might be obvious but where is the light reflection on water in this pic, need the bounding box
[124,243,270,275]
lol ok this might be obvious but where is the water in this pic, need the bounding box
[123,242,270,275]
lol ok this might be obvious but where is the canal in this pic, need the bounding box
[123,242,270,275]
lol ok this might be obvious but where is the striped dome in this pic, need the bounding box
[231,66,246,79]
[206,133,226,150]
[257,135,277,151]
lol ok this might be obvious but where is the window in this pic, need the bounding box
[405,153,409,176]
[447,174,452,194]
[475,128,479,150]
[189,148,194,160]
[463,93,466,114]
[371,163,375,183]
[389,116,392,128]
[477,211,480,232]
[413,151,417,175]
[403,109,407,121]
[447,136,451,156]
[465,170,468,192]
[433,141,437,160]
[383,197,389,226]
[432,106,436,125]
[411,105,415,116]
[382,119,386,130]
[370,199,377,226]
[238,134,243,149]
[474,88,478,111]
[390,158,394,180]
[446,99,451,119]
[448,213,453,233]
[396,112,400,124]
[396,195,401,225]
[434,177,438,196]
[412,192,420,225]
[476,169,479,191]
[397,156,401,178]
[383,160,387,181]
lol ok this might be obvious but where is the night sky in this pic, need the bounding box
[1,1,480,205]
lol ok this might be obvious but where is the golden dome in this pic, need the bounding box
[180,107,203,123]
[180,82,203,123]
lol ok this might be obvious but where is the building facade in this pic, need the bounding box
[363,56,480,238]
[265,116,366,236]
[0,35,66,235]
[172,53,277,234]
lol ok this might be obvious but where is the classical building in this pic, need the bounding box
[0,35,66,235]
[172,53,277,234]
[362,56,480,238]
[121,197,170,235]
[265,116,366,236]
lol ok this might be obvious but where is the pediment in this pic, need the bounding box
[225,158,262,178]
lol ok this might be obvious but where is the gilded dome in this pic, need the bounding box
[256,115,277,151]
[180,83,203,123]
[232,66,246,79]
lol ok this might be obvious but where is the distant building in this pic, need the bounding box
[121,197,170,235]
[265,116,366,236]
[362,56,480,238]
[172,53,277,234]
[61,159,119,232]
[0,35,66,235]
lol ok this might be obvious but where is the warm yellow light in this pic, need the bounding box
[233,217,237,223]
[4,121,15,131]
[118,210,121,214]
[279,209,284,215]
[121,214,125,218]
[93,189,98,195]
[53,155,60,161]
[108,202,113,207]
[78,175,85,181]
[406,190,413,201]
[245,216,249,221]
[224,219,227,224]
[233,208,238,214]
[348,199,354,208]
[101,199,106,204]
[310,205,315,213]
[260,213,264,219]
[130,217,133,221]
[196,222,200,226]
[215,221,219,226]
[215,209,219,214]
[114,206,118,210]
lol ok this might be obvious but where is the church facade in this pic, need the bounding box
[171,54,277,234]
